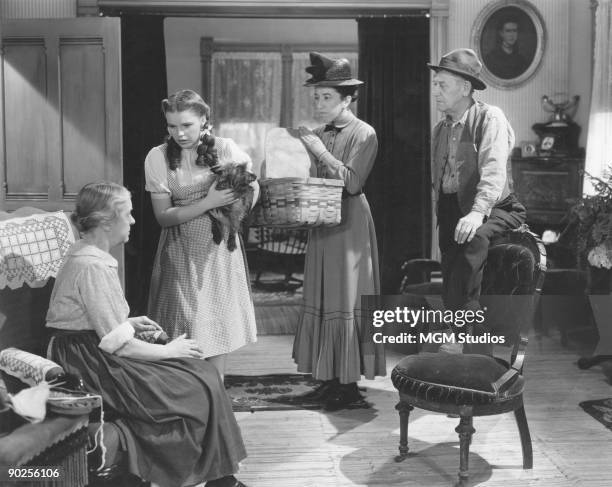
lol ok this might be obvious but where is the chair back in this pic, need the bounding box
[251,227,308,255]
[0,208,77,355]
[483,224,547,296]
[479,225,546,364]
[397,225,546,360]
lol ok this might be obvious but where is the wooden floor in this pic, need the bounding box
[226,332,612,487]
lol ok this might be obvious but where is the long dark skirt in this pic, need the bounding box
[49,331,246,487]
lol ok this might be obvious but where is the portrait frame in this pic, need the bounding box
[538,133,560,156]
[471,0,546,90]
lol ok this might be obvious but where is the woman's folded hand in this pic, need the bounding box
[128,316,162,333]
[165,334,205,359]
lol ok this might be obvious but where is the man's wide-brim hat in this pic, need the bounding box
[427,48,486,90]
[304,52,363,87]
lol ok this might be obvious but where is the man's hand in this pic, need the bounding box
[454,211,485,244]
[298,126,327,159]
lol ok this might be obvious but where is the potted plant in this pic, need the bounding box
[561,169,612,292]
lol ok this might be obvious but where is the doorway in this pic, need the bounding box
[118,12,431,312]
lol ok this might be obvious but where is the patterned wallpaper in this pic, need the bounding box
[0,0,76,19]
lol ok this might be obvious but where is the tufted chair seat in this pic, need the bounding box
[392,353,523,406]
[392,225,546,484]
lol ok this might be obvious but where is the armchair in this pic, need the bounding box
[391,225,546,483]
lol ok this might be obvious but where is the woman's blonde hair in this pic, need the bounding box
[72,181,131,233]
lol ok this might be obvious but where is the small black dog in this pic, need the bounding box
[167,132,257,251]
[205,161,257,251]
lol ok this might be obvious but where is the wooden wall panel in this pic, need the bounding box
[2,38,49,199]
[1,18,122,211]
[60,38,107,198]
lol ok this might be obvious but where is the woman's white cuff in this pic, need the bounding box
[318,151,339,168]
[99,321,135,354]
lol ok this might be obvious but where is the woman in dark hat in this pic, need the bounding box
[292,52,385,410]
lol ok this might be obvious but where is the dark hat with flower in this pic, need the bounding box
[304,52,363,87]
[427,48,487,90]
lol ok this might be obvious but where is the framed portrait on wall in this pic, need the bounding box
[471,0,546,90]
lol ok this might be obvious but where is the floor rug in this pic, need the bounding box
[579,398,612,431]
[225,374,371,412]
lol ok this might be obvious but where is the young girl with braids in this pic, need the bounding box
[144,89,257,380]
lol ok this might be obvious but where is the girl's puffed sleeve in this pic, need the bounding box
[218,138,253,170]
[77,264,134,354]
[144,146,171,198]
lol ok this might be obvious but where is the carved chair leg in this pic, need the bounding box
[514,405,533,469]
[455,415,475,482]
[395,401,414,462]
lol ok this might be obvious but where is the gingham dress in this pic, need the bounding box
[146,141,257,358]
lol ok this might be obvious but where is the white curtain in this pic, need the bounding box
[584,0,612,195]
[291,52,359,129]
[211,50,358,177]
[212,51,282,177]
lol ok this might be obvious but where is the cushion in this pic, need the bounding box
[391,352,523,405]
[0,348,64,389]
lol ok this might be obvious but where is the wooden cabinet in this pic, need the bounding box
[511,156,584,230]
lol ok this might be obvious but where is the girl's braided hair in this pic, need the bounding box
[162,89,219,171]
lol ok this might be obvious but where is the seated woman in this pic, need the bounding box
[46,181,248,487]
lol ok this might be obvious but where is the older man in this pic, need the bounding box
[428,48,526,343]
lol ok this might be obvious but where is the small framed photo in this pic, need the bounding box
[540,135,555,152]
[520,141,538,158]
[471,0,546,90]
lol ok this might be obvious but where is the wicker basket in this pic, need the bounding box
[252,177,344,228]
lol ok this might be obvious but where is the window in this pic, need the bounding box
[202,41,357,177]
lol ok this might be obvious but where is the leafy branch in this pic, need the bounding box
[562,168,612,267]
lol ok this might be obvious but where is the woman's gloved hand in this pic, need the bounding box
[298,126,328,159]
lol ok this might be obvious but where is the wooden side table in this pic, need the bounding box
[511,155,584,233]
[0,414,89,487]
